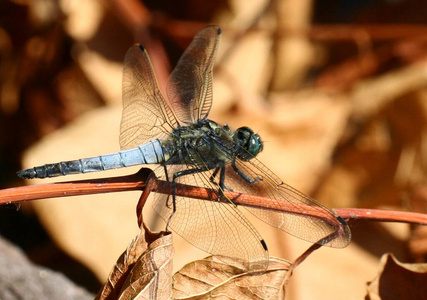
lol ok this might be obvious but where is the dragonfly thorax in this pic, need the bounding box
[163,119,260,168]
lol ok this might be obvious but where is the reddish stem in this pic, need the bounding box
[2,168,426,225]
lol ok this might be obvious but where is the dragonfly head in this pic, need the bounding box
[234,127,263,161]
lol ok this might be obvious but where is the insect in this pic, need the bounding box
[18,26,351,270]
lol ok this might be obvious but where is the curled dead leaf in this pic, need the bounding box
[172,256,290,300]
[366,253,427,300]
[96,226,173,300]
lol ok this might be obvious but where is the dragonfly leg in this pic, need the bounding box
[231,158,261,184]
[217,166,239,205]
[163,165,175,231]
[209,166,235,203]
[210,167,234,192]
[209,166,220,182]
[164,165,174,210]
[166,166,212,229]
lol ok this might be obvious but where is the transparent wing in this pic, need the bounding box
[191,134,351,249]
[120,45,177,150]
[152,166,268,271]
[223,157,351,248]
[166,26,221,124]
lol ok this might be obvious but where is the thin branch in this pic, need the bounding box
[0,168,152,204]
[336,208,427,225]
[1,168,426,226]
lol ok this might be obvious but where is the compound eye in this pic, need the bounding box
[247,134,263,157]
[234,127,263,160]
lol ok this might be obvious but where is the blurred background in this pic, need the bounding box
[0,0,426,299]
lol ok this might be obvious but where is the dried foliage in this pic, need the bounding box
[96,223,289,300]
[96,226,173,300]
[366,253,427,300]
[172,256,288,299]
[97,233,289,300]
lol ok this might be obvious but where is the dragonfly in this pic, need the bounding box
[17,26,351,270]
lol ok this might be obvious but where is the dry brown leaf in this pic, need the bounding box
[172,256,289,300]
[366,253,427,300]
[118,233,173,300]
[96,227,173,300]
